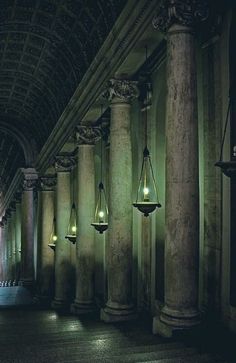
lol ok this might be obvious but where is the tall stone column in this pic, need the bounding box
[0,221,4,282]
[71,126,100,314]
[5,209,13,284]
[152,1,207,336]
[1,217,7,283]
[14,192,22,282]
[37,175,56,303]
[101,79,139,322]
[19,169,38,289]
[9,203,17,284]
[52,154,75,310]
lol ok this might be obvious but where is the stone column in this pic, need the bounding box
[152,1,207,336]
[101,79,139,322]
[5,209,13,284]
[36,175,56,303]
[52,154,75,310]
[1,217,7,283]
[19,169,38,289]
[0,221,4,282]
[9,203,17,284]
[14,193,22,282]
[71,126,100,314]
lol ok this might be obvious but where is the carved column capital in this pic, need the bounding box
[55,154,76,172]
[40,175,57,191]
[22,178,38,191]
[152,0,208,32]
[102,79,139,103]
[76,126,102,145]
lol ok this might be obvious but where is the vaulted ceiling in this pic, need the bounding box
[0,0,126,194]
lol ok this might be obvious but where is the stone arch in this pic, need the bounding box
[0,122,38,167]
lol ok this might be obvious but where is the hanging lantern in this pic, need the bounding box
[65,202,77,243]
[215,94,236,179]
[133,146,161,217]
[91,182,108,233]
[48,217,57,251]
[133,47,161,216]
[91,117,109,234]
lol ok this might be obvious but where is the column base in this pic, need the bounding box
[51,298,70,312]
[101,301,137,323]
[71,299,97,315]
[153,305,201,338]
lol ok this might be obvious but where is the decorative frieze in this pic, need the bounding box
[103,79,139,103]
[76,126,102,145]
[55,154,76,172]
[152,0,208,32]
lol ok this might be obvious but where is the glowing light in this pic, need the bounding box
[52,235,57,242]
[72,226,76,233]
[143,187,149,196]
[98,211,104,218]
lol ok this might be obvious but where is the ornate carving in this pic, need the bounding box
[40,176,57,191]
[55,154,76,172]
[22,178,38,191]
[76,126,102,145]
[152,0,208,32]
[102,79,139,103]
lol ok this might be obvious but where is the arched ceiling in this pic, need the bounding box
[0,0,126,195]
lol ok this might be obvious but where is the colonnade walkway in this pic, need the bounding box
[0,288,234,363]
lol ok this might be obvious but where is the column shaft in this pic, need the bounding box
[153,22,200,337]
[71,145,95,314]
[101,82,138,321]
[37,178,55,303]
[15,201,21,282]
[52,160,74,310]
[19,188,35,287]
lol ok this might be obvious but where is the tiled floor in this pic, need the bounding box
[0,288,234,362]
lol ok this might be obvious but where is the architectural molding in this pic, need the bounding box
[55,154,76,172]
[76,126,102,145]
[152,0,208,32]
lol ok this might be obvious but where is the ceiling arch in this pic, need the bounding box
[0,0,126,144]
[0,121,38,166]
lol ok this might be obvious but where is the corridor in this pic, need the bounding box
[0,288,233,363]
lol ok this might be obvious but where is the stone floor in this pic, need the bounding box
[0,288,235,362]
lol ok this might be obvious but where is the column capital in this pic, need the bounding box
[21,168,38,191]
[55,153,76,172]
[40,175,57,191]
[22,178,38,191]
[152,0,208,33]
[76,126,102,145]
[103,79,139,103]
